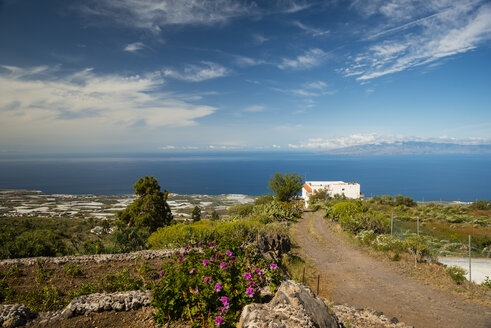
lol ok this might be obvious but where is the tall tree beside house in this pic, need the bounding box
[191,206,201,222]
[268,172,303,202]
[116,176,173,232]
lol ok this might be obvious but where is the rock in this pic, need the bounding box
[60,308,73,319]
[0,304,35,328]
[256,234,291,262]
[238,280,341,328]
[390,317,399,324]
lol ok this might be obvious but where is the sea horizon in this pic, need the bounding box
[0,152,489,202]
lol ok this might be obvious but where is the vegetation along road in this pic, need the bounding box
[292,211,491,328]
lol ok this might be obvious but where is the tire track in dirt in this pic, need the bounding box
[291,212,491,328]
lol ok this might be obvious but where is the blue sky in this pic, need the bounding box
[0,0,491,153]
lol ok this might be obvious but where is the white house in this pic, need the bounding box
[301,181,361,206]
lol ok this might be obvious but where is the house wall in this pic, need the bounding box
[302,181,361,207]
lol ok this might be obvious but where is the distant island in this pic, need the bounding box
[325,141,491,155]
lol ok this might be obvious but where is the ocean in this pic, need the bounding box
[0,152,490,201]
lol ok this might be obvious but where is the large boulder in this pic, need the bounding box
[238,280,341,328]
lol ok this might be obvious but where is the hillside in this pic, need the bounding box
[325,141,491,155]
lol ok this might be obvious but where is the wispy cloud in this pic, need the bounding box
[278,48,327,70]
[233,55,266,67]
[243,105,265,112]
[252,34,269,45]
[77,0,255,32]
[273,80,334,97]
[343,1,491,81]
[0,65,218,132]
[124,42,145,53]
[303,81,328,90]
[164,62,230,82]
[293,21,329,37]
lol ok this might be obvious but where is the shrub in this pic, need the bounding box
[356,230,376,245]
[152,243,282,327]
[371,235,404,252]
[227,205,254,217]
[99,269,143,292]
[254,194,274,206]
[253,200,300,222]
[470,200,491,210]
[19,286,67,312]
[446,266,467,284]
[64,264,84,280]
[148,219,289,251]
[68,283,98,298]
[405,236,432,265]
[482,276,491,288]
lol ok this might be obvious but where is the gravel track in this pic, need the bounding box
[291,212,491,328]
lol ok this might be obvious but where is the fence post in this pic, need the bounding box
[391,212,394,235]
[469,235,472,282]
[302,267,305,284]
[417,217,420,235]
[317,274,320,295]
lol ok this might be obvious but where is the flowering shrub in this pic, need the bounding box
[152,242,282,327]
[371,234,404,251]
[356,230,376,245]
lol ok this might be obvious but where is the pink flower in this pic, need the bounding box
[216,253,222,258]
[203,260,209,266]
[220,262,227,270]
[189,268,196,274]
[226,251,233,256]
[255,268,262,275]
[270,264,277,270]
[246,288,254,298]
[215,316,224,326]
[185,245,191,251]
[204,277,212,283]
[220,296,229,304]
[214,283,222,292]
[209,242,215,246]
[178,258,185,263]
[198,241,203,247]
[159,270,165,277]
[243,273,252,280]
[248,281,255,287]
[194,288,199,293]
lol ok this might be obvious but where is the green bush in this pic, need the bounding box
[99,269,143,292]
[253,200,300,222]
[405,236,432,264]
[19,285,67,312]
[470,200,491,210]
[446,266,467,284]
[64,264,84,280]
[254,194,274,205]
[148,219,288,251]
[68,283,98,298]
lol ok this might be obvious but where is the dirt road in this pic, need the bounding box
[291,212,491,328]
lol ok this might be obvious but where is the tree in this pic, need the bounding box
[191,206,201,223]
[268,172,303,202]
[117,176,173,232]
[210,211,219,221]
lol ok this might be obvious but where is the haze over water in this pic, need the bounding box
[0,152,489,202]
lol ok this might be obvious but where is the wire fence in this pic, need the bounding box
[390,216,490,283]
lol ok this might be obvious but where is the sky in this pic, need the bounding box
[0,0,491,153]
